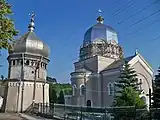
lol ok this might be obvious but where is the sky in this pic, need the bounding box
[1,0,160,83]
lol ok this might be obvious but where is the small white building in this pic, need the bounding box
[1,13,50,112]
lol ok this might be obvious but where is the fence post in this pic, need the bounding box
[64,104,66,120]
[38,103,40,113]
[80,106,82,120]
[134,106,136,120]
[149,88,152,120]
[104,107,106,120]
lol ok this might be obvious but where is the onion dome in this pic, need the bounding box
[83,10,118,45]
[9,12,49,58]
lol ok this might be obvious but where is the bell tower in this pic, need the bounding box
[2,12,50,112]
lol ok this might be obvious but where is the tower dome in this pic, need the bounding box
[9,13,49,58]
[83,12,118,46]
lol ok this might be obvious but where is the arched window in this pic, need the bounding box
[72,84,76,96]
[31,61,34,66]
[141,96,146,104]
[80,84,85,96]
[139,78,142,90]
[13,60,16,65]
[108,82,114,96]
[25,60,30,65]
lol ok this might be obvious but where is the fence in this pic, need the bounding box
[31,103,160,120]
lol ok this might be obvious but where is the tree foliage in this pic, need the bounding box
[152,67,160,119]
[57,90,65,104]
[116,61,140,91]
[114,87,145,109]
[49,88,57,103]
[0,0,18,49]
[113,61,146,119]
[49,83,72,104]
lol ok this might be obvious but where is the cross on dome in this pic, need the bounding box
[28,12,36,32]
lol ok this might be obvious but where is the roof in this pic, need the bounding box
[83,23,117,45]
[9,31,49,58]
[102,55,135,71]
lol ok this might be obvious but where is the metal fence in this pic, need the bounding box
[31,103,160,120]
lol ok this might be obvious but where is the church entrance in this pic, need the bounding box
[87,100,91,107]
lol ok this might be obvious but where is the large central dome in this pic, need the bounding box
[83,15,118,45]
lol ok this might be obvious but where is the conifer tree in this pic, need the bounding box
[116,60,140,91]
[49,87,57,103]
[152,67,160,119]
[113,61,146,119]
[0,0,18,49]
[57,90,65,104]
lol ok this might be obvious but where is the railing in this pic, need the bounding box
[31,103,160,120]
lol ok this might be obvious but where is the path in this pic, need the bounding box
[0,113,25,120]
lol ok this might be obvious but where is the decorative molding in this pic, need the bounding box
[128,55,153,77]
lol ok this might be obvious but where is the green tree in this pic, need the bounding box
[49,89,57,103]
[49,84,57,103]
[113,61,146,119]
[0,0,18,49]
[152,67,160,119]
[116,61,140,91]
[114,87,145,108]
[57,90,65,104]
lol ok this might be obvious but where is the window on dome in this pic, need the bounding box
[31,61,34,66]
[13,60,16,65]
[25,60,30,65]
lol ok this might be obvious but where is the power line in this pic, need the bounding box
[124,9,160,31]
[112,0,133,16]
[113,0,136,16]
[125,18,160,36]
[118,0,160,24]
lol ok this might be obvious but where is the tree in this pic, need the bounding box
[49,84,57,103]
[49,88,57,103]
[152,67,160,119]
[114,87,145,108]
[116,61,140,91]
[0,0,18,49]
[0,75,4,80]
[57,90,65,104]
[113,61,146,119]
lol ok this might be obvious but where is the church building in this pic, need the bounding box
[0,13,50,112]
[69,12,153,108]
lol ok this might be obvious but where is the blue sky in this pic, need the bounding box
[1,0,160,83]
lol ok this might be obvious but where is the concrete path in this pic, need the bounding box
[0,113,25,120]
[19,113,53,120]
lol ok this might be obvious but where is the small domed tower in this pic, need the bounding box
[2,13,50,112]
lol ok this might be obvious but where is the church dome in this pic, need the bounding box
[83,14,118,45]
[9,13,49,58]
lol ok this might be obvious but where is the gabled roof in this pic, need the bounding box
[101,53,153,77]
[102,55,135,71]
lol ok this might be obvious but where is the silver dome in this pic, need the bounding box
[83,16,118,45]
[9,31,49,58]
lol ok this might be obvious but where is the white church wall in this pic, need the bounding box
[101,71,120,107]
[132,61,153,108]
[4,81,49,112]
[9,66,21,79]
